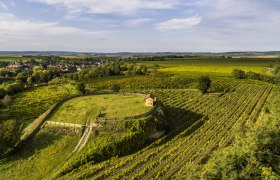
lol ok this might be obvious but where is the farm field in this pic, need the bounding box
[142,58,280,76]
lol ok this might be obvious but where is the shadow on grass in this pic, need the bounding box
[3,129,63,162]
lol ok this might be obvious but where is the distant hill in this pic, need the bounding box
[0,51,280,57]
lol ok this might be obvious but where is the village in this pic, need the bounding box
[1,57,113,72]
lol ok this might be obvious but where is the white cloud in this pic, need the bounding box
[155,17,201,32]
[30,0,180,15]
[0,13,113,51]
[125,18,152,27]
[0,13,108,36]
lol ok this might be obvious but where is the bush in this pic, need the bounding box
[232,69,246,79]
[76,82,86,94]
[111,84,120,93]
[5,83,24,95]
[246,71,260,80]
[197,75,211,93]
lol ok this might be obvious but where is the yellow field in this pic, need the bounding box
[142,58,275,76]
[159,65,266,75]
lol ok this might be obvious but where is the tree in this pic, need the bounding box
[111,84,120,93]
[76,82,86,94]
[232,69,246,79]
[197,75,211,93]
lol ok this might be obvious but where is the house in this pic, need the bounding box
[145,94,156,107]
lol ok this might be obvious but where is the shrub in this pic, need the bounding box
[76,82,86,94]
[197,75,211,93]
[232,69,246,79]
[111,84,120,93]
[5,83,24,95]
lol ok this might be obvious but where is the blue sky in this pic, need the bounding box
[0,0,280,52]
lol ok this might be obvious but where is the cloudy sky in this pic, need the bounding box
[0,0,280,52]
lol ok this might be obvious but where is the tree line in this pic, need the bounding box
[232,69,280,84]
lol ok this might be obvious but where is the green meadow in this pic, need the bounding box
[50,94,152,124]
[0,56,28,62]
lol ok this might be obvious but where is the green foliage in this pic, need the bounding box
[76,82,86,94]
[67,62,149,81]
[111,83,120,93]
[4,83,24,95]
[0,119,17,154]
[232,69,280,84]
[86,75,197,91]
[232,69,246,79]
[197,75,211,93]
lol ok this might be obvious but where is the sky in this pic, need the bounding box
[0,0,280,52]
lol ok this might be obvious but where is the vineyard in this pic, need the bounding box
[4,84,79,127]
[0,72,277,179]
[60,81,274,179]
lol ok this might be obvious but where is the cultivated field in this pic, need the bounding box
[142,58,278,76]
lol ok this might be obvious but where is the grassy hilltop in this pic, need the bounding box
[51,94,152,124]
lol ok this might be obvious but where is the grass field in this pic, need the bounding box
[0,56,29,62]
[50,94,152,124]
[142,58,280,76]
